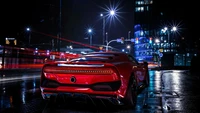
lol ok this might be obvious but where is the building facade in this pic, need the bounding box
[132,0,196,66]
[133,0,155,63]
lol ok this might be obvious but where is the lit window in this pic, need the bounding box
[135,7,139,12]
[141,7,144,11]
[161,43,163,47]
[136,1,144,5]
[140,31,144,36]
[135,7,144,12]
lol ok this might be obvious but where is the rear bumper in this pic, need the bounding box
[40,87,125,106]
[41,89,118,99]
[40,80,123,100]
[40,90,125,105]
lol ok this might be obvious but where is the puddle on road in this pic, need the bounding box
[148,91,179,98]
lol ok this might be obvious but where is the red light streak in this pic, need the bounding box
[32,30,104,51]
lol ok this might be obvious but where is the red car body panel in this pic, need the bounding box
[40,52,148,101]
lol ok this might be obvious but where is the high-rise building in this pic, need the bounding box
[132,0,196,66]
[133,0,155,63]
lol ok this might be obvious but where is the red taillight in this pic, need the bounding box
[43,66,116,75]
[44,73,57,80]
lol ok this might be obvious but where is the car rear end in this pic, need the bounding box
[40,62,123,100]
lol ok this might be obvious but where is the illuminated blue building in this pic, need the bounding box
[134,24,154,62]
[133,0,155,63]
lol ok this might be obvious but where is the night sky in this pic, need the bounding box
[0,0,197,46]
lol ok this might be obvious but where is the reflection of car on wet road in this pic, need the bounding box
[40,51,149,108]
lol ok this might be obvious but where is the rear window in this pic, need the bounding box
[72,52,128,62]
[84,53,118,57]
[70,56,112,62]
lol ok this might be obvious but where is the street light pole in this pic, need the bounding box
[167,30,171,52]
[102,15,105,45]
[88,29,92,46]
[28,33,31,45]
[90,34,92,46]
[106,32,108,44]
[106,39,117,51]
[128,31,131,39]
[26,27,31,45]
[101,10,115,45]
[58,0,62,52]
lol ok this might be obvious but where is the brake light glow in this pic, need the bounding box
[44,73,57,80]
[43,66,115,75]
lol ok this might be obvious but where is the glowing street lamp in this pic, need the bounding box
[172,26,177,31]
[110,10,115,16]
[88,28,93,46]
[26,27,31,45]
[100,9,116,45]
[127,45,131,53]
[26,27,30,31]
[155,39,160,43]
[88,29,92,33]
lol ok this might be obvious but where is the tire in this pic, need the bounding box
[122,75,137,108]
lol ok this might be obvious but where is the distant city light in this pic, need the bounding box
[26,28,30,31]
[172,26,177,31]
[149,37,152,43]
[88,29,92,33]
[135,38,139,44]
[155,39,160,43]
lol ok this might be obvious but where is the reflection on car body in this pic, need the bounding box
[40,51,149,108]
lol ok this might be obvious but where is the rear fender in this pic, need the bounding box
[119,73,135,98]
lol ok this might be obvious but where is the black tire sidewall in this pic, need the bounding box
[123,75,137,108]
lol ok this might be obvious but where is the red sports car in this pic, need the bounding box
[40,51,149,108]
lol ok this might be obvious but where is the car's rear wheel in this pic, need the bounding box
[122,75,137,108]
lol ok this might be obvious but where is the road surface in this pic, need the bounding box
[0,69,200,113]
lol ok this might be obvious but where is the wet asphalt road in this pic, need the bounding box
[0,70,200,113]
